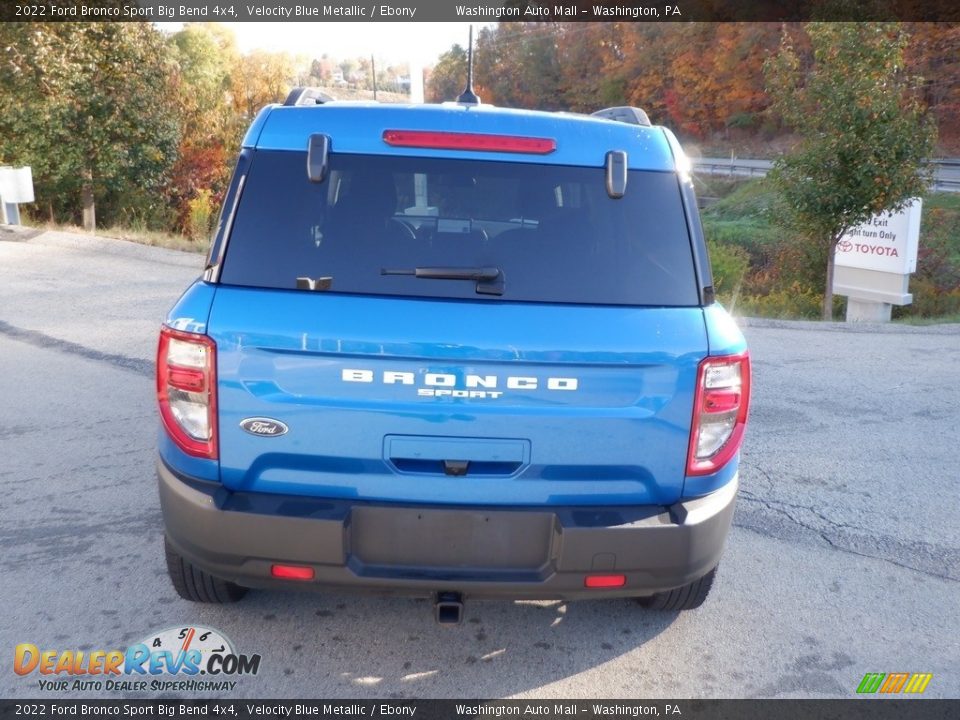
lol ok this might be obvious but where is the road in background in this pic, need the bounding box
[1,231,957,698]
[694,157,960,193]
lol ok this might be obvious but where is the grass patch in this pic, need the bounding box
[700,178,783,270]
[692,175,752,200]
[701,177,779,221]
[894,313,960,325]
[24,220,207,254]
[99,224,206,254]
[919,192,960,212]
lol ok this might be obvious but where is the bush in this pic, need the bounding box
[728,282,825,319]
[703,218,780,269]
[186,189,214,243]
[725,112,757,129]
[699,180,959,323]
[893,194,960,320]
[894,278,960,319]
[705,238,750,296]
[701,178,782,270]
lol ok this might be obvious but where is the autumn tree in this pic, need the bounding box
[427,45,468,102]
[765,23,937,320]
[426,22,957,149]
[475,24,563,110]
[0,23,180,231]
[555,23,625,111]
[230,49,296,122]
[426,24,562,109]
[905,23,960,149]
[169,23,240,235]
[309,56,335,85]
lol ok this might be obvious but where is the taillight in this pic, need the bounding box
[382,129,557,154]
[157,326,218,459]
[686,351,750,476]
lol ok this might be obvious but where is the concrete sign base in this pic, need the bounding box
[846,298,893,322]
[833,265,912,323]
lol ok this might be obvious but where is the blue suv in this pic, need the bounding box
[156,91,750,621]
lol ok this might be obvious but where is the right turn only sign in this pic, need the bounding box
[835,198,922,274]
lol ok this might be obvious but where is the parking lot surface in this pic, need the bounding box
[1,231,957,698]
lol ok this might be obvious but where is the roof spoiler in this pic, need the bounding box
[591,106,651,127]
[284,87,336,107]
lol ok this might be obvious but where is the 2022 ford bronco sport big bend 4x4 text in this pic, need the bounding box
[156,90,750,621]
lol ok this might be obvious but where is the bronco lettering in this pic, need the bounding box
[341,369,579,391]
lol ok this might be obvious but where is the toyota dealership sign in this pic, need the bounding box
[835,198,922,274]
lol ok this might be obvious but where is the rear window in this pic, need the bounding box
[219,151,699,306]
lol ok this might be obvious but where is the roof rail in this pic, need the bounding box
[284,87,336,107]
[591,106,651,127]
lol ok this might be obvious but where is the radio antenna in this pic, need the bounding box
[457,25,481,105]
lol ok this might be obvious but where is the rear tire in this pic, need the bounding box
[637,566,717,611]
[165,538,248,603]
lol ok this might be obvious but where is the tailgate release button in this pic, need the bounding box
[443,460,470,477]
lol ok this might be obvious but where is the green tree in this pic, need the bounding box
[426,44,467,103]
[171,22,237,141]
[765,23,937,320]
[0,23,180,231]
[474,24,562,110]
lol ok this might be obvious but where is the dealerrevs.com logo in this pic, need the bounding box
[14,626,261,693]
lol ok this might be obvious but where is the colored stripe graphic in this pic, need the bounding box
[857,672,933,694]
[857,673,886,693]
[903,673,933,694]
[879,672,910,693]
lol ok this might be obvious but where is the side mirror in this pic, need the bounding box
[605,150,627,199]
[307,134,330,183]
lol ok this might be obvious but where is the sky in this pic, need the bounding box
[156,22,487,66]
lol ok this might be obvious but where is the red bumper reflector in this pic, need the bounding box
[383,129,556,154]
[584,574,626,588]
[271,564,315,580]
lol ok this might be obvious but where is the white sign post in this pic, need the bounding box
[832,199,922,322]
[0,166,35,226]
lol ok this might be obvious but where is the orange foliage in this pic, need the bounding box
[434,22,957,150]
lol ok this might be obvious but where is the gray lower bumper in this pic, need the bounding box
[158,460,737,600]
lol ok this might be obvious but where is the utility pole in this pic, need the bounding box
[371,54,377,100]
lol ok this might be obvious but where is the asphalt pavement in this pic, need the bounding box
[1,230,957,699]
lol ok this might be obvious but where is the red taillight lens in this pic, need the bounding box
[382,129,557,154]
[271,564,315,580]
[584,574,626,588]
[157,326,218,459]
[167,367,206,392]
[686,352,751,476]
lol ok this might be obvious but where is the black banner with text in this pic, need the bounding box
[2,0,960,22]
[1,700,959,720]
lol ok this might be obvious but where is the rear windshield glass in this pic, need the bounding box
[219,151,699,306]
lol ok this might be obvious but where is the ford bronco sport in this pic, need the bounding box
[157,89,750,621]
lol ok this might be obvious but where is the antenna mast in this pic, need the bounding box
[457,25,481,105]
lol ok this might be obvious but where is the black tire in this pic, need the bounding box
[637,566,717,611]
[165,538,248,603]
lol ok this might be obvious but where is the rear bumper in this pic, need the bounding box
[158,459,737,600]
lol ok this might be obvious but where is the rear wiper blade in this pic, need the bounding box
[381,266,504,295]
[382,266,501,280]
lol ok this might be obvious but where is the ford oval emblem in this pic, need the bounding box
[239,417,288,437]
